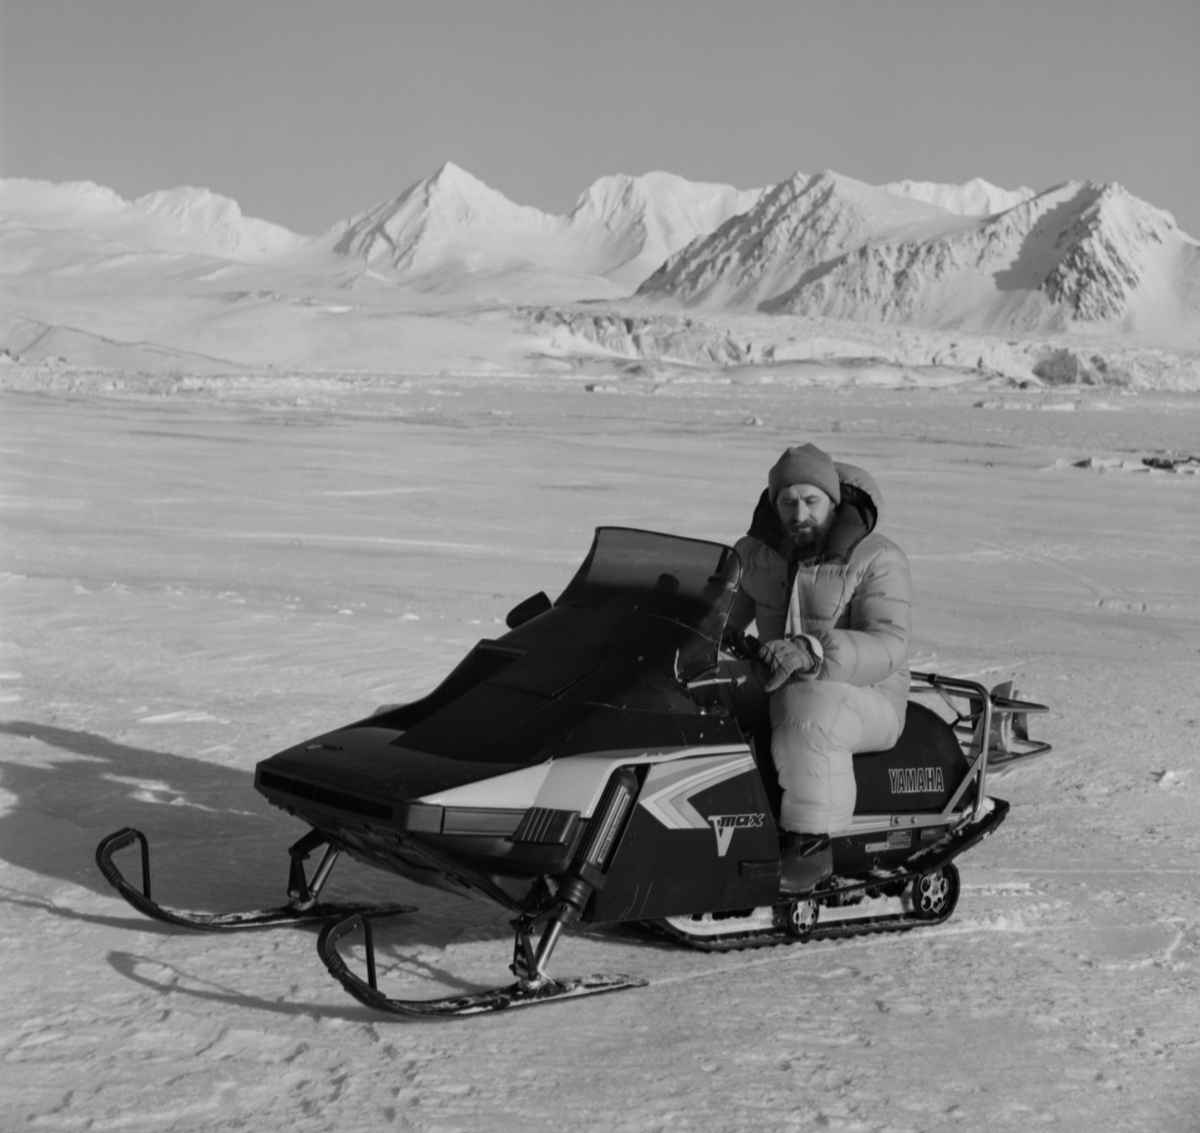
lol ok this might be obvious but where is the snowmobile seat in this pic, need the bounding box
[708,658,971,819]
[851,702,970,814]
[748,701,970,820]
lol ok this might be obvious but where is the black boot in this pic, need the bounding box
[780,833,833,895]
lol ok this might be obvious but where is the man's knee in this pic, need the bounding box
[769,680,863,753]
[774,681,902,748]
[768,680,900,835]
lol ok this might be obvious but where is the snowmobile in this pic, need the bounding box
[96,526,1050,1017]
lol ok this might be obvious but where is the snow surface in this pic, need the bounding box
[2,370,1200,1131]
[2,168,1200,1129]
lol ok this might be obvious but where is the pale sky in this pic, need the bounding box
[2,0,1197,236]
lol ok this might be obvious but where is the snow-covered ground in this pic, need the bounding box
[3,159,1199,1129]
[2,368,1198,1130]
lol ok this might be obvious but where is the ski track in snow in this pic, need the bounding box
[1,379,1199,1132]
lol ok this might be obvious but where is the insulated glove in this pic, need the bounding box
[759,636,821,693]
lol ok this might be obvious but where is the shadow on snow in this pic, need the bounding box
[0,719,475,943]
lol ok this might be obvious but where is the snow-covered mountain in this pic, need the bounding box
[4,167,1197,345]
[329,162,565,275]
[562,171,763,286]
[882,177,1036,216]
[326,162,760,293]
[0,178,306,267]
[638,172,1200,342]
[637,171,975,311]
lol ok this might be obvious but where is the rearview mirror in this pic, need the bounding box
[505,591,552,629]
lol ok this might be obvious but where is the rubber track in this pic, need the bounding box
[652,905,951,953]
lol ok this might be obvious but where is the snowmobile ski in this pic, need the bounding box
[95,826,416,931]
[317,913,646,1017]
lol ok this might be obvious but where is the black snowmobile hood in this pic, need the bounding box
[256,528,746,805]
[745,461,883,565]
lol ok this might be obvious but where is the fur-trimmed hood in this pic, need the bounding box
[729,459,910,722]
[745,462,884,565]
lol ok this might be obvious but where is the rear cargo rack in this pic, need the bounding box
[911,672,1051,822]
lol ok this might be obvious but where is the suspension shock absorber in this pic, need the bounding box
[518,766,640,982]
[557,765,639,911]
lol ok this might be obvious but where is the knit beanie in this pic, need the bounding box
[768,444,841,506]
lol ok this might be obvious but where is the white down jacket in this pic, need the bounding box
[727,463,912,724]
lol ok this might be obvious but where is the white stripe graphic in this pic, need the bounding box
[639,754,756,830]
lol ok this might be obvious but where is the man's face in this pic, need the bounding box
[775,483,836,554]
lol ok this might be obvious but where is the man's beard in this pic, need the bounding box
[786,511,836,561]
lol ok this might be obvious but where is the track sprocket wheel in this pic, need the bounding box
[911,861,960,920]
[782,898,820,939]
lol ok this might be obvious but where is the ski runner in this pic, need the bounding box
[728,444,913,893]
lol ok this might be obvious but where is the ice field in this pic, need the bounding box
[2,368,1199,1131]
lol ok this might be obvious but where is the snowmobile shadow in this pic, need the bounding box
[0,720,277,902]
[368,951,504,1000]
[0,720,489,943]
[593,920,681,953]
[0,720,413,915]
[0,885,187,935]
[105,949,405,1025]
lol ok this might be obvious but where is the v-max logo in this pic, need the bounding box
[888,767,945,794]
[708,813,765,857]
[639,754,758,842]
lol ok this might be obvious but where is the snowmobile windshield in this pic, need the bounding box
[553,527,741,642]
[334,527,748,772]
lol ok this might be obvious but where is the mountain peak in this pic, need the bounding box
[423,160,497,199]
[637,168,958,309]
[432,159,469,179]
[637,174,1198,342]
[1033,181,1186,322]
[330,165,762,289]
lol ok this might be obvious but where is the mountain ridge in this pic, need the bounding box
[4,166,1197,345]
[0,177,306,262]
[325,162,762,290]
[638,174,1199,344]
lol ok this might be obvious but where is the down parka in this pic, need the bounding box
[727,463,912,724]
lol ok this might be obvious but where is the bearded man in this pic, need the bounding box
[727,444,912,893]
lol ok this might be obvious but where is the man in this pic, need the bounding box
[727,444,912,893]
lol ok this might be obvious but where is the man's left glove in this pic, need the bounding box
[759,636,822,693]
